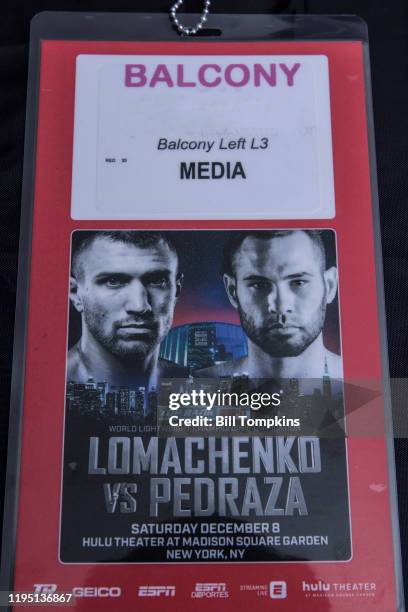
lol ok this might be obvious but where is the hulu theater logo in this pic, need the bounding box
[270,581,287,599]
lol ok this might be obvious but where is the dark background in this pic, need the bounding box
[1,0,407,600]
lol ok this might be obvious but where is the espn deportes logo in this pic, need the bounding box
[138,586,176,597]
[192,583,229,599]
[270,581,287,599]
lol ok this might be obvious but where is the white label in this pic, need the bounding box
[71,54,335,220]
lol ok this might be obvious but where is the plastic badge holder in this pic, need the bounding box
[0,12,404,612]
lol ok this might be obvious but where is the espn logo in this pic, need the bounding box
[270,581,287,599]
[138,586,175,597]
[33,585,57,594]
[192,583,229,598]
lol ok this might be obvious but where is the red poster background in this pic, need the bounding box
[12,40,398,610]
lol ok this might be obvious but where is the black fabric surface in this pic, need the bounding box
[0,0,407,602]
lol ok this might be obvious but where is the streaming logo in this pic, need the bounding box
[270,581,287,599]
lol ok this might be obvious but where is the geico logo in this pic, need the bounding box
[72,587,121,597]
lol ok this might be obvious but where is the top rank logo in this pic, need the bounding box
[33,585,57,594]
[192,583,229,599]
[138,586,175,597]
